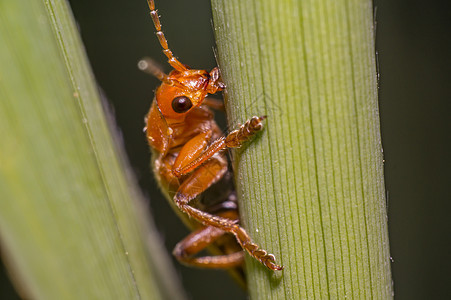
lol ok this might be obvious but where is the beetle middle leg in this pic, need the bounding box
[174,154,283,270]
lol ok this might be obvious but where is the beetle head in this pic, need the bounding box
[154,67,225,120]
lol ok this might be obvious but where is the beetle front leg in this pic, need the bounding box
[173,116,267,177]
[202,97,225,111]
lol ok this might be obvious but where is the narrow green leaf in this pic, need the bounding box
[211,0,393,298]
[0,1,185,299]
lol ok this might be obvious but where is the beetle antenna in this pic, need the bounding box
[138,57,172,85]
[147,0,188,72]
[138,57,186,89]
[138,57,168,81]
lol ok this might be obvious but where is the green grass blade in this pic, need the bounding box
[211,0,393,298]
[0,1,185,299]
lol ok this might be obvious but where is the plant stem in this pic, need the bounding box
[0,1,185,299]
[211,0,393,298]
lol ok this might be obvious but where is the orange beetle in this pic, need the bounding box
[140,0,283,271]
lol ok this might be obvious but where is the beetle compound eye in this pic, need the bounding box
[172,96,193,113]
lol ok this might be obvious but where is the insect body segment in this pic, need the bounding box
[143,0,283,271]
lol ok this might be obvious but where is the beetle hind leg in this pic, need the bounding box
[173,226,244,269]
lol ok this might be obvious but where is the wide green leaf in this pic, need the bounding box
[211,0,393,298]
[0,1,185,299]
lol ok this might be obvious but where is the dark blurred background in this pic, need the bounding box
[1,0,450,299]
